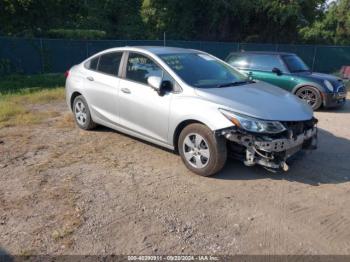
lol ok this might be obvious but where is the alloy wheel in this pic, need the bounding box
[298,89,317,107]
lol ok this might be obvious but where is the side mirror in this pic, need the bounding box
[147,76,172,96]
[272,67,282,76]
[247,71,253,80]
[148,76,162,91]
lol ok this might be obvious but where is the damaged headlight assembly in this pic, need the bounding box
[218,108,317,172]
[219,109,286,134]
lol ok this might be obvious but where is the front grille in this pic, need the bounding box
[282,118,316,137]
[337,85,345,93]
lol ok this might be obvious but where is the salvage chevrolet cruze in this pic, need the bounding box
[65,47,318,176]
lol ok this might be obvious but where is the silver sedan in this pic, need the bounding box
[65,46,317,176]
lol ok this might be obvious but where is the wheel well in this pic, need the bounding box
[293,85,323,104]
[294,85,321,95]
[70,92,82,110]
[173,120,204,153]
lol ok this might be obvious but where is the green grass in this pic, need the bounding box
[0,88,65,128]
[0,74,65,127]
[0,73,65,95]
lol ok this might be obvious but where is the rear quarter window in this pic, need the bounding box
[85,56,99,70]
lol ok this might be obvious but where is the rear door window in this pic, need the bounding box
[249,55,285,72]
[97,52,123,76]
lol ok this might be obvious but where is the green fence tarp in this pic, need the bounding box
[1,37,349,75]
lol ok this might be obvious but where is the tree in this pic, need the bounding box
[0,0,145,39]
[3,0,348,46]
[300,0,350,45]
[0,0,84,37]
[81,0,145,39]
[140,0,326,42]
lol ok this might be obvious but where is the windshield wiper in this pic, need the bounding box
[217,80,254,88]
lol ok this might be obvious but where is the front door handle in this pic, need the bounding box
[87,76,94,81]
[121,88,131,94]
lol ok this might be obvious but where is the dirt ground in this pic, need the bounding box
[0,97,350,256]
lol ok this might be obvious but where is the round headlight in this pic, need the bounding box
[324,80,333,92]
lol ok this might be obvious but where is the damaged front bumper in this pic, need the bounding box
[219,124,318,171]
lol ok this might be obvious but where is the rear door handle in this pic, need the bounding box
[121,88,131,94]
[87,76,94,81]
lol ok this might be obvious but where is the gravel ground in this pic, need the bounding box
[0,97,350,255]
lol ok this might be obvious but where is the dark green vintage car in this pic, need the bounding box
[226,51,347,110]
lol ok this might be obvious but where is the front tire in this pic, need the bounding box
[296,86,322,110]
[73,95,96,130]
[178,123,227,176]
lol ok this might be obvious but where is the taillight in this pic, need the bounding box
[64,70,70,78]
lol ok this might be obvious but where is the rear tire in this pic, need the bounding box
[178,123,227,176]
[296,86,322,110]
[73,95,96,130]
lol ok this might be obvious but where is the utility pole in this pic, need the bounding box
[163,32,166,47]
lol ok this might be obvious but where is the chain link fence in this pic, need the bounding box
[1,37,350,75]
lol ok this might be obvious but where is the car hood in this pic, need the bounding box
[295,71,342,85]
[194,82,313,121]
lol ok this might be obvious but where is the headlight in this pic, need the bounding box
[219,109,286,134]
[324,80,333,92]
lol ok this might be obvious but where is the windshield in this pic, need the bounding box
[159,53,247,88]
[282,55,310,73]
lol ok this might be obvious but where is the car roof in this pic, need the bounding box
[98,46,201,55]
[134,46,200,54]
[84,46,205,66]
[229,51,295,56]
